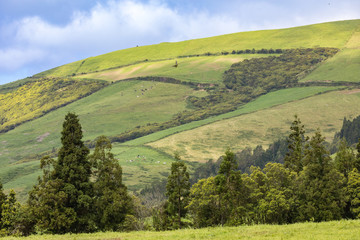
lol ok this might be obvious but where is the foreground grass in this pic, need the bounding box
[3,220,360,240]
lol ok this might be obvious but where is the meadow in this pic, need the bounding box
[149,88,360,162]
[2,219,360,240]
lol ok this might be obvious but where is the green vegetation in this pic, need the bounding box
[105,48,337,145]
[0,78,106,132]
[1,220,360,239]
[35,20,360,78]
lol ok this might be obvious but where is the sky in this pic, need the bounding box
[0,0,359,85]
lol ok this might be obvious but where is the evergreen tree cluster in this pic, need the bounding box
[154,115,360,229]
[2,113,360,236]
[0,113,137,236]
[337,115,360,145]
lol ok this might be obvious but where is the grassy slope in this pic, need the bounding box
[149,89,360,162]
[302,29,360,82]
[3,219,360,240]
[36,20,360,78]
[0,80,205,199]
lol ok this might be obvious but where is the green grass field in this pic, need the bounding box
[302,49,360,82]
[36,20,360,78]
[149,88,360,162]
[3,219,360,240]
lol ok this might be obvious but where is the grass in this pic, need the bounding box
[148,88,360,162]
[301,49,360,82]
[110,144,174,191]
[77,54,276,85]
[36,20,360,78]
[3,219,360,239]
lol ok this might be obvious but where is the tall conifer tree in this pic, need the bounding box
[166,153,190,229]
[284,115,308,173]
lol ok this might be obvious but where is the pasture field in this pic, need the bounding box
[124,86,339,147]
[149,88,360,162]
[3,219,360,240]
[77,54,280,85]
[36,20,360,78]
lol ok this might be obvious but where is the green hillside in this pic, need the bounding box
[36,20,360,78]
[149,89,360,162]
[1,19,360,202]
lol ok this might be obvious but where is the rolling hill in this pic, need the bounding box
[0,19,359,202]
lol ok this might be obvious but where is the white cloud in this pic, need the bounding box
[0,0,359,82]
[0,0,243,76]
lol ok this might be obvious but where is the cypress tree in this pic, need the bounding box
[284,115,308,173]
[215,148,245,225]
[28,113,94,233]
[298,130,346,221]
[166,153,190,229]
[54,112,93,232]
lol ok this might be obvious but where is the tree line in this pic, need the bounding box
[1,113,360,236]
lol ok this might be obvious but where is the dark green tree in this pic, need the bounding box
[347,168,360,218]
[284,115,308,173]
[89,136,133,231]
[335,138,356,179]
[258,163,298,224]
[165,153,190,229]
[215,148,246,225]
[298,130,346,222]
[1,190,20,236]
[28,113,94,233]
[187,177,220,227]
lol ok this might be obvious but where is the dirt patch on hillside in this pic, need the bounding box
[37,132,50,142]
[340,89,360,95]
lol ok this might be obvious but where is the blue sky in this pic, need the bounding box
[0,0,359,84]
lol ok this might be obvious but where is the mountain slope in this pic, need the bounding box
[36,20,360,78]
